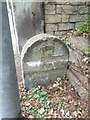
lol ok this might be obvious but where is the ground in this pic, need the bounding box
[18,78,88,119]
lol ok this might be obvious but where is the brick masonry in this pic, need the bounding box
[45,1,90,37]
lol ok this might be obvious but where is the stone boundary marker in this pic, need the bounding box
[21,34,69,89]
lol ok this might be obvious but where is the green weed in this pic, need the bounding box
[76,18,90,35]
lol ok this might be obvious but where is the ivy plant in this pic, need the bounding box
[76,18,90,35]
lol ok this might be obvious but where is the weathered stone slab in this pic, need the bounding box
[21,34,69,89]
[45,5,55,14]
[54,31,68,37]
[61,15,69,22]
[67,36,89,99]
[67,68,88,100]
[75,22,84,29]
[68,36,88,53]
[69,14,87,22]
[78,6,88,14]
[46,24,57,32]
[58,23,74,31]
[45,14,62,23]
[56,5,77,14]
[67,37,88,64]
[53,0,88,4]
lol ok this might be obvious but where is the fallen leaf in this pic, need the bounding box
[34,102,39,106]
[22,113,25,117]
[53,83,57,87]
[28,115,34,118]
[48,109,53,115]
[73,111,77,117]
[65,111,70,117]
[66,95,72,102]
[53,111,58,118]
[25,102,30,107]
[74,101,78,107]
[38,107,45,114]
[60,108,65,116]
[47,100,51,105]
[48,86,53,90]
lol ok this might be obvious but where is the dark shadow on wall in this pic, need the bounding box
[14,1,45,51]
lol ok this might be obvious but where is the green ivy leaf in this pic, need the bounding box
[31,87,40,94]
[33,94,40,99]
[54,97,63,105]
[39,91,47,96]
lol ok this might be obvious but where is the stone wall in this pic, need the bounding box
[45,1,90,37]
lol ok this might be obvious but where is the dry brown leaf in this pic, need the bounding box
[28,115,34,118]
[65,95,72,102]
[48,109,53,115]
[38,107,45,114]
[48,86,53,90]
[74,101,78,107]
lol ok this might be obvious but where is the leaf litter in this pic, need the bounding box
[18,77,88,119]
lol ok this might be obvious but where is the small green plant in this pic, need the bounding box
[31,87,48,101]
[76,18,90,34]
[24,86,64,118]
[84,48,90,57]
[54,97,63,105]
[27,87,50,118]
